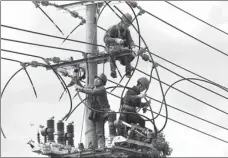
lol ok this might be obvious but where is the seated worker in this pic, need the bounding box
[74,73,113,151]
[118,77,151,136]
[104,13,140,78]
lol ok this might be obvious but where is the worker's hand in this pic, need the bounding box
[138,93,147,98]
[132,46,139,54]
[115,38,124,45]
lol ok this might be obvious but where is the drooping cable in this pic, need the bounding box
[112,4,168,134]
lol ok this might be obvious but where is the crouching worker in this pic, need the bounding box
[104,13,142,78]
[75,73,114,151]
[118,77,151,136]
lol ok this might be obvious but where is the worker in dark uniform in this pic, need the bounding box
[118,77,151,136]
[75,73,114,150]
[104,13,140,78]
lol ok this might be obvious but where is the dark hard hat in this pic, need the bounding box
[122,13,133,25]
[95,73,107,85]
[137,77,150,89]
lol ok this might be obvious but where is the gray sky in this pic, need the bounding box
[1,1,228,157]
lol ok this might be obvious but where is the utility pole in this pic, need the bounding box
[84,3,98,149]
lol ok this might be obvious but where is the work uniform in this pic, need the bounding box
[104,23,135,75]
[119,86,146,128]
[77,85,110,149]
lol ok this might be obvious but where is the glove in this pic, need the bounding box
[138,93,147,98]
[143,107,147,113]
[115,38,124,45]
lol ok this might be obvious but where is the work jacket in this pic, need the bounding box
[104,23,135,48]
[77,85,110,110]
[122,86,142,111]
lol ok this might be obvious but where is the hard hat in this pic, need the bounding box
[122,13,133,25]
[95,73,107,85]
[137,77,150,89]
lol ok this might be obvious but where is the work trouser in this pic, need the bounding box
[94,108,110,149]
[107,46,134,74]
[120,112,145,128]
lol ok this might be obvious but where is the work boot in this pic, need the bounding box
[97,135,105,152]
[125,71,132,78]
[111,70,117,78]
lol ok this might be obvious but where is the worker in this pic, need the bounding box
[104,13,141,78]
[75,73,114,151]
[118,77,151,136]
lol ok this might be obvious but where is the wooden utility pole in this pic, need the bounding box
[84,3,98,149]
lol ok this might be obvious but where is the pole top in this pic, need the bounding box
[57,1,123,10]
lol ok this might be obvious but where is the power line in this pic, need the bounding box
[135,68,228,116]
[164,1,228,36]
[94,25,228,92]
[106,89,228,144]
[107,79,228,131]
[1,25,106,49]
[158,63,228,100]
[147,51,228,91]
[143,9,228,58]
[1,37,86,55]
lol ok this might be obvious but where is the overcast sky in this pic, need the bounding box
[1,1,228,157]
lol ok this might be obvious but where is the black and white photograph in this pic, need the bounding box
[1,1,228,157]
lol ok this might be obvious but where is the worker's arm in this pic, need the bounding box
[75,85,105,95]
[127,29,135,48]
[104,26,118,45]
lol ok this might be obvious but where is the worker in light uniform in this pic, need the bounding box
[104,13,141,78]
[75,73,115,150]
[118,77,151,136]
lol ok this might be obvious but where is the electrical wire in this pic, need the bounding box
[112,4,168,134]
[158,77,228,119]
[1,50,73,123]
[119,2,141,114]
[1,58,37,98]
[106,79,228,131]
[147,50,228,91]
[1,65,28,139]
[1,25,105,50]
[1,24,123,80]
[135,68,228,116]
[164,1,228,36]
[106,87,228,143]
[89,24,228,94]
[143,9,228,58]
[149,110,228,144]
[61,23,82,44]
[37,6,64,35]
[158,63,228,99]
[1,37,87,55]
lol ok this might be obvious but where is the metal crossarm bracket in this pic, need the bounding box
[47,52,132,70]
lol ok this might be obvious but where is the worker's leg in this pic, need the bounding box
[96,117,105,150]
[124,54,135,77]
[109,49,118,78]
[127,113,145,128]
[117,113,127,136]
[108,112,117,137]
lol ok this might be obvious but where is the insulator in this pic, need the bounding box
[57,120,65,145]
[47,119,55,142]
[66,123,74,146]
[67,123,74,134]
[141,54,149,61]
